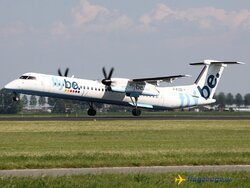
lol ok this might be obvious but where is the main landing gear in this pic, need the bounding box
[132,108,141,116]
[87,102,96,116]
[131,96,141,116]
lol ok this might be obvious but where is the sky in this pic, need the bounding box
[1,0,250,94]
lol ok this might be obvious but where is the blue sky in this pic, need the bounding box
[1,0,250,94]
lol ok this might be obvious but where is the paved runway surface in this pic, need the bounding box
[0,115,250,121]
[0,165,250,177]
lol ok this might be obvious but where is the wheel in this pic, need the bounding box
[132,108,141,116]
[12,96,19,102]
[87,108,96,116]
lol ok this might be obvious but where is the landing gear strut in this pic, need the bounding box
[87,102,96,116]
[131,96,141,116]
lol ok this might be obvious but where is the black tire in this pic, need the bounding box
[87,108,96,116]
[132,108,141,116]
[12,96,19,102]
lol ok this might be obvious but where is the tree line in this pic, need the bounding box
[0,89,250,114]
[214,92,250,107]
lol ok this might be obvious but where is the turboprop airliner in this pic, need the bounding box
[4,60,243,116]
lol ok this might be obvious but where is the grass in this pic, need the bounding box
[0,120,249,169]
[0,172,250,188]
[0,111,250,118]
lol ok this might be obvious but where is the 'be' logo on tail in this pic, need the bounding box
[197,73,220,100]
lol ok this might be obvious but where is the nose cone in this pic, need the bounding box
[4,80,19,91]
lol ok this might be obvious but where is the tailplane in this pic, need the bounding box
[190,60,243,100]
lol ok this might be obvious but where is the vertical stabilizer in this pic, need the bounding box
[190,60,243,100]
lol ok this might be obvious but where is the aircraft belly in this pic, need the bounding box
[83,91,128,105]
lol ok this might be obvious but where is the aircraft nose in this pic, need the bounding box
[4,81,18,91]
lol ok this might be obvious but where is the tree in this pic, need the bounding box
[48,97,56,106]
[38,96,46,106]
[21,95,28,107]
[225,93,234,106]
[52,99,66,113]
[30,95,37,106]
[215,92,226,108]
[0,89,23,114]
[244,93,250,106]
[47,97,66,113]
[235,93,243,107]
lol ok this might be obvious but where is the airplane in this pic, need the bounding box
[175,174,186,185]
[4,60,243,116]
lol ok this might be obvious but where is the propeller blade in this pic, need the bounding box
[64,68,69,77]
[58,69,62,76]
[108,67,114,79]
[58,68,69,77]
[102,67,107,79]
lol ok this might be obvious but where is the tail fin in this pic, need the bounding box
[190,60,243,100]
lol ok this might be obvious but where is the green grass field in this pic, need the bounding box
[1,111,250,118]
[0,120,249,169]
[1,172,250,188]
[0,120,250,187]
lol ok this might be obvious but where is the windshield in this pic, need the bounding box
[19,76,36,80]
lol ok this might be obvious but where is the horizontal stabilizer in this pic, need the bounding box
[190,59,244,66]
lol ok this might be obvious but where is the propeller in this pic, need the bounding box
[102,67,114,86]
[58,68,69,77]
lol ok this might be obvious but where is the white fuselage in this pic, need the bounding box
[4,72,214,110]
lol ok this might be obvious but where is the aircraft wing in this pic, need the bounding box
[110,74,190,97]
[132,75,190,85]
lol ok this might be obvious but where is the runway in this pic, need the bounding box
[0,165,250,177]
[0,115,250,121]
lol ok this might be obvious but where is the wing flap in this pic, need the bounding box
[128,102,153,109]
[132,75,190,85]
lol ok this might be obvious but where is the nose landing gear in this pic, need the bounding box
[12,92,20,102]
[87,102,96,116]
[87,108,96,116]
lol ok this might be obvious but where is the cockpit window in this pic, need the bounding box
[19,76,28,79]
[19,76,29,79]
[28,76,36,80]
[19,76,36,80]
